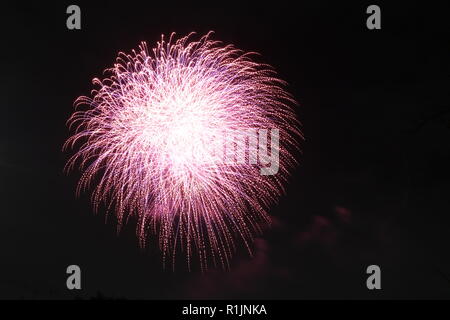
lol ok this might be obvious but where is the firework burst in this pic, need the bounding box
[64,32,301,270]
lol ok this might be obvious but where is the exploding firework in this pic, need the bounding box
[64,32,301,270]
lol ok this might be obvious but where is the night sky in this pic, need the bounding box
[1,1,449,299]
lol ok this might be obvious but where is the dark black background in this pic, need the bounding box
[0,1,449,299]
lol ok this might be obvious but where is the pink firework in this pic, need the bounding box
[64,32,301,270]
